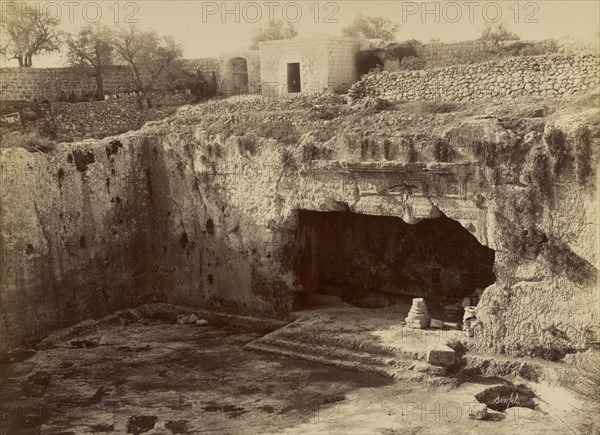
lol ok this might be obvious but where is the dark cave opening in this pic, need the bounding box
[357,55,384,76]
[295,210,495,309]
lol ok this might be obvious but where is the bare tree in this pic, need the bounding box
[250,20,298,49]
[0,0,61,67]
[342,15,399,42]
[113,26,183,94]
[66,25,114,100]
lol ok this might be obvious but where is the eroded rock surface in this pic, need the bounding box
[1,92,598,361]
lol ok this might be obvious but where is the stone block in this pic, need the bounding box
[429,318,445,329]
[426,344,455,366]
[468,403,487,420]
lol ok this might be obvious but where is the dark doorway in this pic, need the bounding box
[357,55,384,76]
[296,210,495,307]
[287,63,301,93]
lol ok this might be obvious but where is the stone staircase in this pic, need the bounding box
[244,310,455,382]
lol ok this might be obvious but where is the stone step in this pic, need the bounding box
[245,337,445,381]
[245,341,432,381]
[259,335,401,367]
[265,326,429,361]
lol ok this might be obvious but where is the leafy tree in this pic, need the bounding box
[342,15,399,42]
[113,26,183,94]
[250,20,298,49]
[0,0,61,67]
[480,23,520,46]
[66,25,114,100]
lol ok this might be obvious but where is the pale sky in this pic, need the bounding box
[1,1,599,67]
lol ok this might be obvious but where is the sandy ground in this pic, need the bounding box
[0,319,574,435]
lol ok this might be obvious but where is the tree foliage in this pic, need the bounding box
[113,26,183,93]
[250,20,298,49]
[342,15,399,42]
[66,25,114,99]
[0,0,61,67]
[480,23,520,46]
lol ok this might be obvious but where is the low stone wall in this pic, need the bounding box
[0,66,136,102]
[415,39,560,69]
[349,53,600,103]
[44,98,143,142]
[1,58,222,102]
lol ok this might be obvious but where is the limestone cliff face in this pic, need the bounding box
[476,115,599,358]
[1,95,598,361]
[0,136,168,351]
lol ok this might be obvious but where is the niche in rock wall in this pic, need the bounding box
[295,210,495,307]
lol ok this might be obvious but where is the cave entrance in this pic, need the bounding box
[357,55,384,76]
[295,210,495,309]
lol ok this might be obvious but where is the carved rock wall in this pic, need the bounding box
[1,100,598,361]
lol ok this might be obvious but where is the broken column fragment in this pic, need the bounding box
[405,298,431,329]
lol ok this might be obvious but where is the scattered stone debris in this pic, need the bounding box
[0,111,20,125]
[355,95,389,111]
[475,384,537,412]
[177,313,208,326]
[126,415,157,434]
[468,403,488,420]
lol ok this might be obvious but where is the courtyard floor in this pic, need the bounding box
[0,311,578,435]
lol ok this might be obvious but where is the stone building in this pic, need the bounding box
[259,36,362,98]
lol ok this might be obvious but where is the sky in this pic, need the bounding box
[1,0,599,67]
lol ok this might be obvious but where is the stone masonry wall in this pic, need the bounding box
[326,39,361,93]
[0,66,136,101]
[350,53,600,102]
[1,57,221,102]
